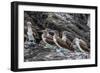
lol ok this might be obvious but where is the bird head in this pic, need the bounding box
[27,21,32,26]
[62,31,67,36]
[49,30,59,36]
[39,28,49,34]
[62,31,71,36]
[42,28,53,34]
[73,38,80,43]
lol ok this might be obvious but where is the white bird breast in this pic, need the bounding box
[75,39,85,53]
[62,35,67,42]
[27,26,35,41]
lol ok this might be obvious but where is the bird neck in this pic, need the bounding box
[62,35,66,41]
[75,39,85,53]
[28,25,32,30]
[54,32,59,36]
[43,31,49,37]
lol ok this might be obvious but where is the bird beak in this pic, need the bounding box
[38,30,45,33]
[49,30,53,32]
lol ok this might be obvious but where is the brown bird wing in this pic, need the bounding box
[56,37,74,51]
[80,39,88,47]
[80,42,90,52]
[66,38,72,46]
[45,36,55,45]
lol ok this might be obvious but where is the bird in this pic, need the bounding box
[71,38,90,53]
[79,39,90,52]
[27,21,36,45]
[52,30,74,52]
[62,31,72,48]
[41,29,65,56]
[41,28,55,45]
[41,28,57,49]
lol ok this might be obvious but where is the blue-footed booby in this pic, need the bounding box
[52,30,74,52]
[72,38,90,53]
[41,29,66,56]
[62,31,72,47]
[41,28,55,45]
[27,21,36,45]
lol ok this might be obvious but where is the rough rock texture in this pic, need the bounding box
[24,11,90,62]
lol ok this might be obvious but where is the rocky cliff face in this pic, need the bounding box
[24,11,90,62]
